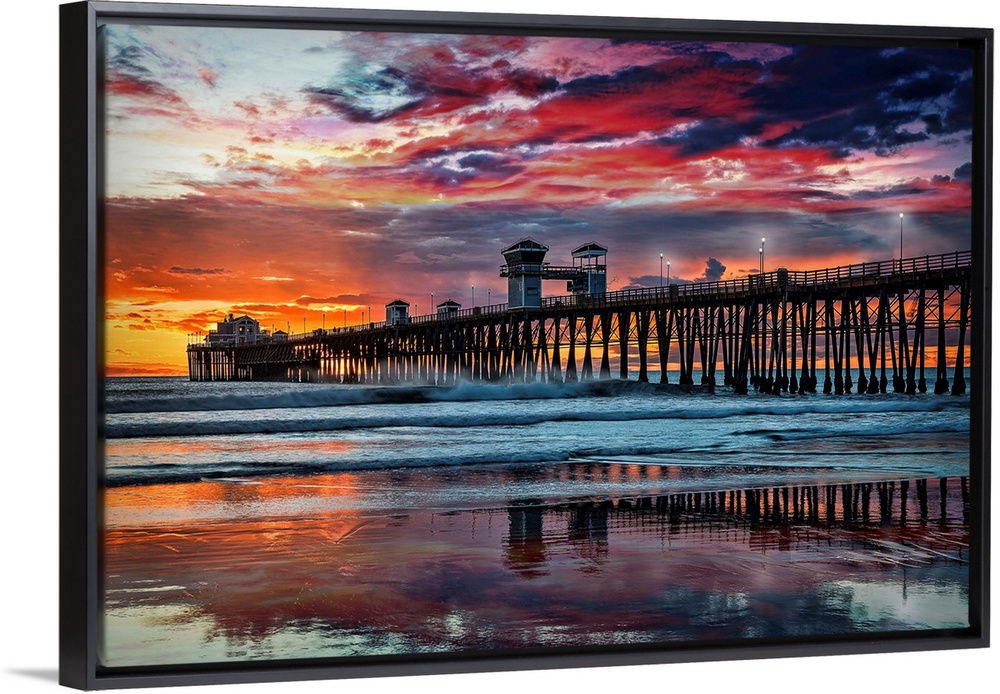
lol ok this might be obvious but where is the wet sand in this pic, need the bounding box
[101,464,970,668]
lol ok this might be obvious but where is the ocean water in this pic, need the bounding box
[104,376,971,489]
[100,376,973,667]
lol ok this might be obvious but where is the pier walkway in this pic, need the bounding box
[187,251,972,395]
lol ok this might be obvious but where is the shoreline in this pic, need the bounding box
[102,467,971,668]
[104,458,970,514]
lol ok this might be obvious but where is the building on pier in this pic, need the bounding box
[187,248,972,397]
[568,242,608,296]
[501,238,549,309]
[386,299,410,326]
[437,300,461,318]
[206,313,265,346]
[501,238,609,308]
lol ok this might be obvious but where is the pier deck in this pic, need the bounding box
[188,251,972,395]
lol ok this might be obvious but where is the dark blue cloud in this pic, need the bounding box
[305,66,425,123]
[953,162,973,181]
[506,68,559,97]
[753,45,973,156]
[306,61,557,124]
[628,257,727,287]
[456,152,525,178]
[107,44,153,75]
[168,266,228,275]
[562,44,972,161]
[695,257,727,282]
[659,117,764,156]
[405,150,525,188]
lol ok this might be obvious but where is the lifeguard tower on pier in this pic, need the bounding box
[500,238,608,308]
[500,239,549,309]
[385,299,410,326]
[437,300,461,318]
[568,242,608,296]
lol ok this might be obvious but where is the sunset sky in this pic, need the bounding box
[102,23,975,375]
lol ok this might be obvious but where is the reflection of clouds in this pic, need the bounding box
[567,504,609,570]
[824,579,970,630]
[103,474,971,667]
[504,504,548,578]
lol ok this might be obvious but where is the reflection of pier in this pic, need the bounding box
[502,476,969,575]
[638,477,969,528]
[188,250,971,396]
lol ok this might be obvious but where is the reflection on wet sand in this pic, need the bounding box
[102,467,970,668]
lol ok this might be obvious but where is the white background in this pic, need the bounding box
[2,1,994,692]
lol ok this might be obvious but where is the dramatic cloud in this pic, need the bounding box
[100,24,975,375]
[695,258,727,283]
[169,266,228,275]
[954,162,973,181]
[750,45,973,157]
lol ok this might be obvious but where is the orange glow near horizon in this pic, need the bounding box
[102,25,974,376]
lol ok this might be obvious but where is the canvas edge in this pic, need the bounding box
[58,1,993,690]
[60,1,101,690]
[968,22,993,655]
[81,0,998,38]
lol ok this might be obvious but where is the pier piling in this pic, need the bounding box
[189,252,972,393]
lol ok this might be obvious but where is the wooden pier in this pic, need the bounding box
[506,475,969,539]
[188,251,972,395]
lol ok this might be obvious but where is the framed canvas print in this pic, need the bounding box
[59,0,991,690]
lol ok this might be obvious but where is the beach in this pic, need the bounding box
[100,377,972,668]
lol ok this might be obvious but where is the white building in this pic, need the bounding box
[436,300,461,318]
[500,238,549,309]
[206,313,263,345]
[386,299,410,326]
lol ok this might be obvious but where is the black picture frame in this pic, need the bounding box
[60,1,991,690]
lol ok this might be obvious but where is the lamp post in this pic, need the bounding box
[761,237,766,274]
[344,308,347,327]
[667,259,670,285]
[659,253,663,287]
[431,292,434,312]
[899,213,904,271]
[472,284,476,307]
[322,312,325,331]
[488,287,491,305]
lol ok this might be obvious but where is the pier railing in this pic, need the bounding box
[330,250,970,332]
[540,250,972,311]
[226,250,971,342]
[189,250,972,393]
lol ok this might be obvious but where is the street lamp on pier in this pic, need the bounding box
[899,213,904,271]
[472,284,476,307]
[659,253,663,287]
[760,237,766,274]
